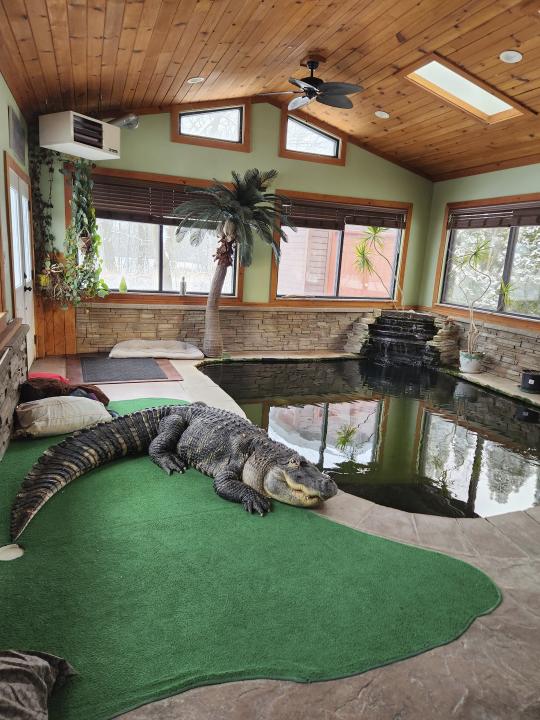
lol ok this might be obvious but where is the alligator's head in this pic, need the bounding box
[262,454,338,508]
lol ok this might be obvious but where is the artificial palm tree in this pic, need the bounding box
[174,169,292,357]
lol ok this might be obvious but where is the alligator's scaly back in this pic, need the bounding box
[10,406,178,541]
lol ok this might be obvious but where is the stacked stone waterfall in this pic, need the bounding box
[345,310,460,367]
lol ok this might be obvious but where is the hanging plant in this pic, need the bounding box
[28,124,60,272]
[30,146,109,305]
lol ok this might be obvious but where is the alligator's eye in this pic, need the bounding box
[287,457,300,469]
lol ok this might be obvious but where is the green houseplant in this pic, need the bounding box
[173,169,293,357]
[353,226,403,307]
[450,237,511,374]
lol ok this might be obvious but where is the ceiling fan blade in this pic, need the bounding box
[316,94,353,109]
[319,81,363,95]
[288,95,314,111]
[289,77,318,92]
[255,90,301,96]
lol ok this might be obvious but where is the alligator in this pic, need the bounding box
[10,402,338,541]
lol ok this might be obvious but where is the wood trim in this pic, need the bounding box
[270,187,412,307]
[170,98,252,153]
[90,165,220,188]
[278,107,347,166]
[4,151,31,318]
[433,303,540,331]
[399,52,536,125]
[431,193,540,331]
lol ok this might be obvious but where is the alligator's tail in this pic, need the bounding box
[10,405,181,542]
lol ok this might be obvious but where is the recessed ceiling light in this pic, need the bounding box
[374,110,390,119]
[499,50,523,64]
[187,77,205,84]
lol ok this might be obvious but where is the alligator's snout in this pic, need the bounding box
[263,457,338,508]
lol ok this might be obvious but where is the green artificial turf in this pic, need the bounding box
[0,398,501,720]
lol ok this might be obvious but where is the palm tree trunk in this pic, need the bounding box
[203,263,228,357]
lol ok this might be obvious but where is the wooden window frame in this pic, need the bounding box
[279,109,347,166]
[399,53,535,126]
[75,167,245,306]
[432,193,540,331]
[270,189,412,308]
[170,99,251,153]
[4,151,33,319]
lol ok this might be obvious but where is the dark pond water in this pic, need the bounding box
[202,359,540,518]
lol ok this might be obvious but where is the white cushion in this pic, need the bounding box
[16,396,112,437]
[109,339,204,359]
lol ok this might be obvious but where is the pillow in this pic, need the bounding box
[28,372,69,384]
[16,396,112,437]
[0,650,75,720]
[109,339,204,359]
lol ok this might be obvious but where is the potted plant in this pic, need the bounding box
[173,169,293,357]
[451,239,508,374]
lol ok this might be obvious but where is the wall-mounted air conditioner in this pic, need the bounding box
[39,111,121,161]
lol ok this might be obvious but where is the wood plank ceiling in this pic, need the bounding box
[1,0,540,180]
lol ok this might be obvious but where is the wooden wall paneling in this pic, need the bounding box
[154,0,234,108]
[46,0,76,110]
[121,0,164,108]
[67,0,88,112]
[87,0,106,112]
[99,0,126,112]
[2,0,540,178]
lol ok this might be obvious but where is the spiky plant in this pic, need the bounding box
[174,169,293,357]
[353,226,402,308]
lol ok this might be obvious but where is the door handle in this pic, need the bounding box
[24,285,32,292]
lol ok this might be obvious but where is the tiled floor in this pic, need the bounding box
[28,354,540,719]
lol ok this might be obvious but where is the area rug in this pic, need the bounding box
[68,355,182,384]
[0,399,501,720]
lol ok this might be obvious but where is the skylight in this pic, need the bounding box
[405,57,524,124]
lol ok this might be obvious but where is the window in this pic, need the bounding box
[285,117,339,157]
[441,202,540,319]
[92,173,236,296]
[403,55,526,124]
[171,101,251,152]
[179,107,242,143]
[275,197,406,300]
[279,112,346,165]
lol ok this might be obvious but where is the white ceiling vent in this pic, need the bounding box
[39,110,121,160]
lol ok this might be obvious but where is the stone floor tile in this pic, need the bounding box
[312,491,374,530]
[412,513,476,555]
[525,505,540,522]
[458,518,529,559]
[488,511,540,558]
[354,503,419,545]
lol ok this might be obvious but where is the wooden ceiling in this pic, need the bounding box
[2,0,540,180]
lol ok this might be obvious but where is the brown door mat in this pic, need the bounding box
[66,354,182,384]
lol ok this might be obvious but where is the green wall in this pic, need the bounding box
[419,164,540,308]
[0,73,27,320]
[50,103,433,305]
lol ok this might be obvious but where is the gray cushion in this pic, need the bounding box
[0,651,75,719]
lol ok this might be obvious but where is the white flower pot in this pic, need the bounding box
[459,351,484,374]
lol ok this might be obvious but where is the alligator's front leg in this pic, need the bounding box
[149,414,189,475]
[213,470,271,516]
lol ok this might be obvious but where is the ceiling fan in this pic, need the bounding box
[258,58,363,111]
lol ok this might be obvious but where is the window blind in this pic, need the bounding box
[448,202,540,229]
[91,174,208,225]
[285,198,407,230]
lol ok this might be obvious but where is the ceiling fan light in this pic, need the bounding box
[499,50,523,64]
[374,110,390,119]
[187,76,205,84]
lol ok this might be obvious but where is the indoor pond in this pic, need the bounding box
[202,360,540,518]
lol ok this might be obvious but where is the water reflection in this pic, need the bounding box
[202,360,540,518]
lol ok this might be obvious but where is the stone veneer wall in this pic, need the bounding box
[454,319,540,380]
[76,305,371,354]
[0,324,28,460]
